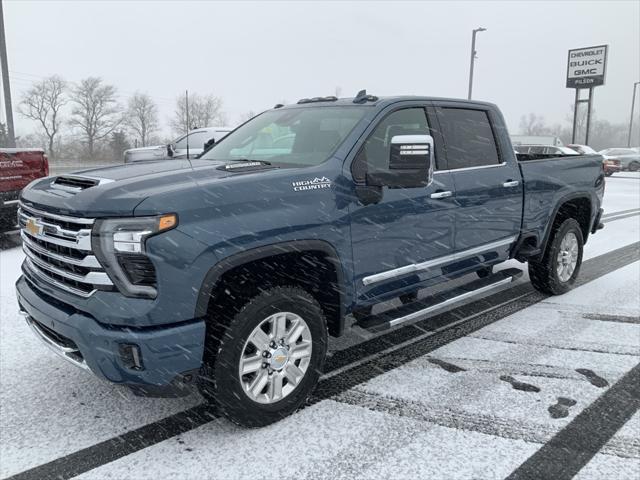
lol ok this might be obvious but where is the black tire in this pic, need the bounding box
[198,286,327,427]
[528,218,583,295]
[629,161,640,172]
[476,266,494,278]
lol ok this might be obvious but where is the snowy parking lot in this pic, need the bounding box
[1,174,638,480]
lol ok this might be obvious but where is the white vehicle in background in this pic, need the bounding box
[510,135,564,146]
[514,145,580,156]
[123,127,232,163]
[566,144,598,155]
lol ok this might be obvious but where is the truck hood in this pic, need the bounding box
[20,159,277,217]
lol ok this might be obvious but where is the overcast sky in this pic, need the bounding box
[3,0,639,137]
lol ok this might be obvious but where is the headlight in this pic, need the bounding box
[91,214,177,298]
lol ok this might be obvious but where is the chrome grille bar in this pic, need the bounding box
[18,202,94,225]
[23,247,112,286]
[18,210,92,251]
[21,231,102,268]
[23,258,96,297]
[18,202,113,297]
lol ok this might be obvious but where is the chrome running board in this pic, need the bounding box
[356,268,523,331]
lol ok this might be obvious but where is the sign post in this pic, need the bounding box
[566,45,608,144]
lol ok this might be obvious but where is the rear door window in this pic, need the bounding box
[437,108,501,170]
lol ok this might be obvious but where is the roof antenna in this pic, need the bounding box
[353,89,378,104]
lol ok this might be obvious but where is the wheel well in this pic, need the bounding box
[553,197,592,241]
[205,250,344,338]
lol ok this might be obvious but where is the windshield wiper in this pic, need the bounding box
[225,158,272,165]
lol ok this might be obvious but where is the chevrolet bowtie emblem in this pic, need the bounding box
[274,355,287,363]
[25,217,43,236]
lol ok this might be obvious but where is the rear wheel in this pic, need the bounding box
[199,286,327,427]
[629,161,640,172]
[528,218,583,295]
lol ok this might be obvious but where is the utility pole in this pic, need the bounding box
[0,0,15,147]
[628,81,640,147]
[467,27,486,100]
[185,90,190,159]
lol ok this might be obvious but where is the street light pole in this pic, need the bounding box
[627,81,640,147]
[468,27,486,100]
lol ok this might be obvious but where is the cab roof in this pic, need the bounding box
[278,93,497,111]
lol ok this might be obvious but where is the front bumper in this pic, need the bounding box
[16,275,206,389]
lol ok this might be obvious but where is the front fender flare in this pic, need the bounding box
[194,239,348,335]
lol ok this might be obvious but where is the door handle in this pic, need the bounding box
[430,190,453,199]
[503,180,520,188]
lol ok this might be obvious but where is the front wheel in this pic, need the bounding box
[199,286,327,427]
[628,161,640,172]
[528,218,583,295]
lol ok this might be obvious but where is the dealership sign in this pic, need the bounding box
[566,45,608,88]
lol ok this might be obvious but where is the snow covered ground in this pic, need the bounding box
[0,175,638,480]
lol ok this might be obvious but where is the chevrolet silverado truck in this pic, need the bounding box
[0,148,48,232]
[16,93,605,427]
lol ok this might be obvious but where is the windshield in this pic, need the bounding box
[200,106,369,166]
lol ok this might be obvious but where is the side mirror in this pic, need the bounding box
[167,144,174,157]
[366,134,434,188]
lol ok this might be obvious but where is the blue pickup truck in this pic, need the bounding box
[16,93,605,426]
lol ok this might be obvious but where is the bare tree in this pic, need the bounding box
[125,92,159,147]
[239,110,257,123]
[18,75,67,159]
[69,77,121,158]
[519,113,547,135]
[170,92,225,134]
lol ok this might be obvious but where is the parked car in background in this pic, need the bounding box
[123,127,232,163]
[510,135,563,146]
[598,148,640,172]
[566,144,620,176]
[0,148,49,231]
[566,144,598,155]
[514,145,580,156]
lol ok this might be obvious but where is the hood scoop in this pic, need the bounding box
[51,175,113,192]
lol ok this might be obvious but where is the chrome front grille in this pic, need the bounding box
[18,203,113,297]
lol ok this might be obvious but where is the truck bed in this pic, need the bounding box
[517,153,605,246]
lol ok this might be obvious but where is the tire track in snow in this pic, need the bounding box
[467,332,640,356]
[332,389,639,460]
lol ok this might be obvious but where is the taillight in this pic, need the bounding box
[42,154,49,176]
